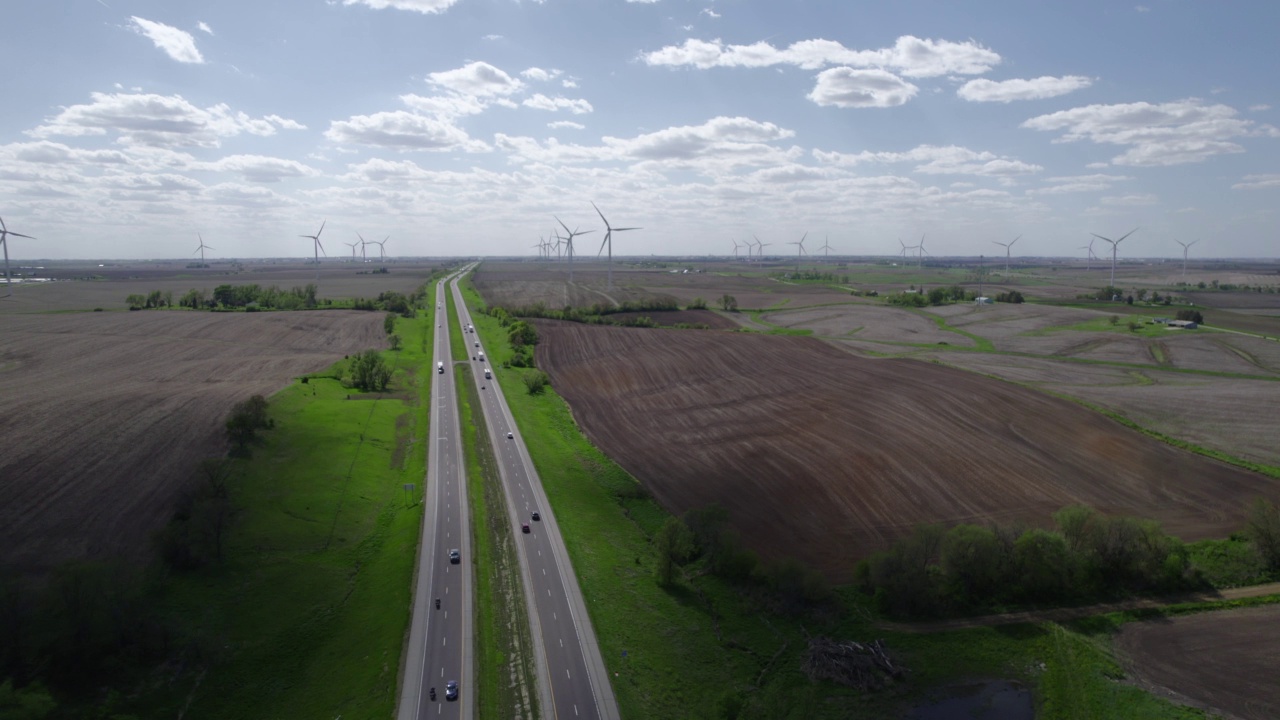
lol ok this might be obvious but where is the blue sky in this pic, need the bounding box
[2,0,1277,260]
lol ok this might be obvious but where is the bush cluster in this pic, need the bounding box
[995,290,1024,303]
[854,505,1201,618]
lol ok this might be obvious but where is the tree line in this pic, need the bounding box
[125,285,426,314]
[855,501,1280,618]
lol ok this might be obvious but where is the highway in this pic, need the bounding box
[448,275,620,720]
[397,269,474,720]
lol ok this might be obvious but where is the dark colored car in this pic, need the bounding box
[445,680,458,701]
[448,548,460,564]
[521,522,530,533]
[531,511,540,521]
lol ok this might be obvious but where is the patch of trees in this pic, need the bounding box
[772,271,852,284]
[155,460,239,570]
[654,505,831,614]
[1079,286,1125,302]
[125,289,174,310]
[686,297,707,310]
[226,394,273,456]
[718,294,738,312]
[349,349,393,391]
[1176,308,1205,324]
[854,505,1216,618]
[995,290,1025,303]
[885,285,973,308]
[500,297,681,319]
[522,370,550,395]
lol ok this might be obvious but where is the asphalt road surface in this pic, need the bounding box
[449,276,620,720]
[397,270,475,720]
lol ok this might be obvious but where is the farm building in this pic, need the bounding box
[975,296,993,305]
[1167,319,1198,329]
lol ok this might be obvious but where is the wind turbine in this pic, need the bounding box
[356,232,370,262]
[344,240,360,261]
[898,238,912,263]
[193,233,213,264]
[787,233,808,274]
[300,221,326,264]
[1091,228,1139,289]
[1176,239,1199,282]
[533,239,545,259]
[757,241,772,259]
[554,216,594,283]
[1078,238,1098,272]
[818,236,834,260]
[916,234,928,268]
[992,235,1019,275]
[0,216,35,297]
[752,235,763,261]
[371,237,388,261]
[731,240,743,259]
[592,202,640,291]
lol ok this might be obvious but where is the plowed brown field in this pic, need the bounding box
[0,310,385,575]
[535,322,1277,581]
[1116,604,1280,720]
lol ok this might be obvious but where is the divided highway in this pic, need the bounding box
[448,275,620,720]
[398,269,475,720]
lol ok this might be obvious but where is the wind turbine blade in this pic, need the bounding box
[205,246,214,250]
[1090,233,1113,243]
[554,215,572,236]
[316,220,326,239]
[591,201,608,228]
[1117,227,1139,243]
[614,226,641,232]
[598,232,610,257]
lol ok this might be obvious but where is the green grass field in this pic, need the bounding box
[457,270,1221,719]
[129,303,439,719]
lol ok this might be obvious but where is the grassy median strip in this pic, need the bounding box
[454,366,539,720]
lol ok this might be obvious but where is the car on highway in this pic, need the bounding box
[506,431,514,439]
[521,522,530,533]
[448,548,460,564]
[445,680,458,701]
[531,511,540,521]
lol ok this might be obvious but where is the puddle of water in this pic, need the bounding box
[908,680,1034,720]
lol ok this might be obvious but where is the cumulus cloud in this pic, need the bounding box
[701,8,720,18]
[128,17,204,64]
[523,94,593,114]
[342,0,461,14]
[521,67,558,82]
[198,154,319,183]
[548,121,585,130]
[27,92,303,148]
[1099,193,1158,206]
[807,68,918,109]
[1022,98,1280,166]
[1027,174,1132,195]
[197,21,213,35]
[958,75,1092,103]
[325,110,489,152]
[428,61,524,97]
[1232,174,1280,190]
[641,35,1000,77]
[814,144,1041,176]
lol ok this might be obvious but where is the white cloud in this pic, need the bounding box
[428,61,524,97]
[199,154,319,183]
[400,93,486,118]
[548,121,585,130]
[807,68,918,109]
[1135,5,1150,12]
[641,35,1000,77]
[521,67,554,81]
[342,0,461,14]
[197,21,213,35]
[626,0,659,3]
[701,8,720,18]
[1100,193,1158,206]
[562,78,579,89]
[1027,173,1131,195]
[128,17,204,64]
[958,75,1092,103]
[814,144,1041,176]
[523,94,593,114]
[27,92,303,148]
[1232,174,1280,190]
[482,34,503,41]
[1022,98,1280,166]
[1250,104,1271,112]
[325,110,489,152]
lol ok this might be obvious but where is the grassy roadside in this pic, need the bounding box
[457,272,1240,719]
[125,301,438,718]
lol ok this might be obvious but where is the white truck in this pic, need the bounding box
[437,361,444,374]
[478,351,485,362]
[484,368,492,379]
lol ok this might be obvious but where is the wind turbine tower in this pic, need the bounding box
[916,234,928,268]
[788,233,808,274]
[1176,239,1199,282]
[992,235,1019,275]
[1091,228,1139,289]
[0,216,35,297]
[592,201,640,291]
[818,236,834,260]
[555,216,594,284]
[300,221,326,264]
[344,240,360,261]
[1078,238,1098,272]
[193,233,214,264]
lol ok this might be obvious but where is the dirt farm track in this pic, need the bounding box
[0,310,384,575]
[535,322,1278,581]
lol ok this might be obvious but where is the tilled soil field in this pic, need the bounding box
[1115,604,1280,720]
[0,310,385,575]
[606,310,740,329]
[762,304,975,346]
[535,322,1277,581]
[920,352,1280,468]
[472,263,676,310]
